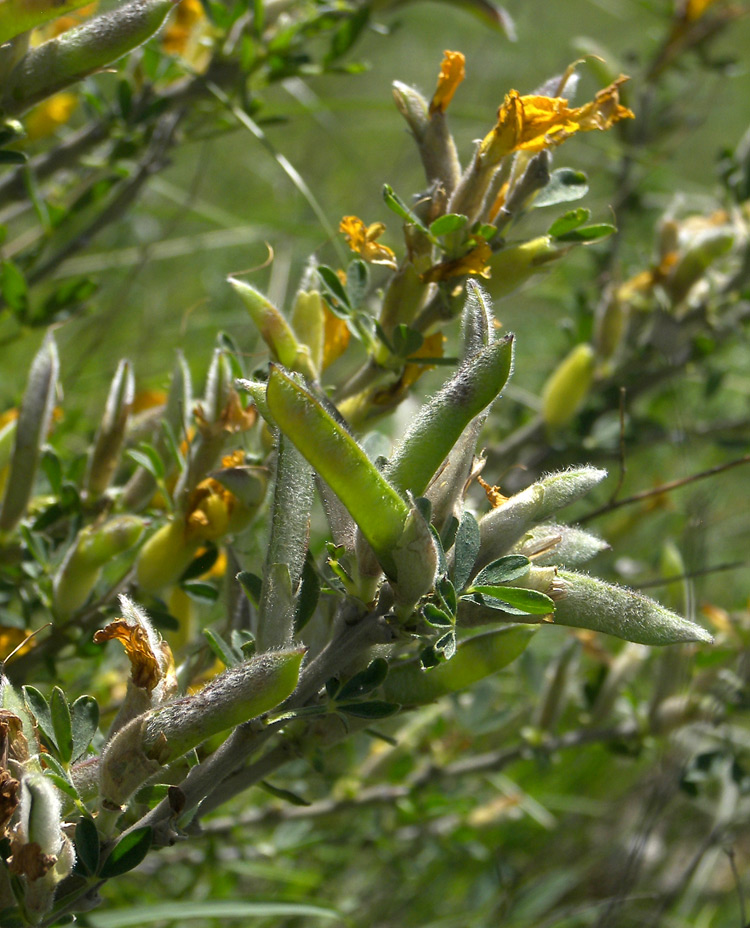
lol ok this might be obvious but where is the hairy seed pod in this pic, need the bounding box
[85,359,135,497]
[99,648,305,809]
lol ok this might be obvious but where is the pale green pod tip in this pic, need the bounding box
[541,343,595,428]
[554,570,714,646]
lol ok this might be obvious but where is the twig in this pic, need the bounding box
[579,454,750,524]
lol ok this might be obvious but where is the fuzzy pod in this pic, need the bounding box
[99,648,305,809]
[460,279,494,358]
[266,365,409,579]
[135,520,200,594]
[477,467,607,570]
[382,626,535,705]
[594,293,627,362]
[85,359,135,497]
[554,570,714,646]
[384,334,514,499]
[541,343,595,428]
[53,515,146,618]
[0,334,59,533]
[514,522,609,567]
[2,0,177,115]
[424,415,485,534]
[230,277,316,380]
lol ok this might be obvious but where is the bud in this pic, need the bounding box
[85,359,134,497]
[488,235,570,299]
[390,502,438,620]
[541,343,595,428]
[290,288,325,375]
[53,515,145,618]
[514,522,609,567]
[382,626,535,705]
[477,467,607,569]
[554,570,714,645]
[99,648,305,809]
[460,278,494,359]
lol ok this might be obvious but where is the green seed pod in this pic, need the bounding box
[382,626,535,705]
[385,334,514,498]
[266,365,409,579]
[0,333,58,533]
[392,80,429,141]
[2,0,176,115]
[53,515,146,618]
[477,467,607,570]
[86,359,135,497]
[666,227,734,305]
[135,520,200,594]
[541,343,595,428]
[460,279,494,359]
[554,569,714,646]
[99,648,305,809]
[593,292,627,363]
[229,277,316,380]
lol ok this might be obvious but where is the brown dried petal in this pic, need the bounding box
[0,769,20,837]
[93,620,162,693]
[8,838,56,880]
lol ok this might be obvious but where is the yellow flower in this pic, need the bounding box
[429,50,465,115]
[480,76,634,166]
[422,238,492,283]
[322,306,351,370]
[24,93,78,142]
[340,216,398,269]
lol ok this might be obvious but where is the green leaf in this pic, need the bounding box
[180,545,219,582]
[434,630,457,660]
[382,184,430,234]
[74,817,100,875]
[237,570,262,607]
[423,603,453,628]
[337,701,401,719]
[337,658,389,701]
[437,575,457,615]
[429,213,469,237]
[98,826,153,879]
[0,260,27,313]
[265,365,409,578]
[126,444,165,481]
[84,900,345,926]
[325,6,369,63]
[40,754,78,800]
[50,686,73,765]
[345,259,369,309]
[467,586,555,615]
[70,695,99,763]
[0,150,26,165]
[294,556,321,634]
[532,167,589,208]
[472,555,531,587]
[181,580,219,603]
[258,780,311,806]
[391,324,423,358]
[317,265,352,314]
[553,223,616,243]
[22,686,57,752]
[203,628,241,667]
[453,512,480,591]
[547,208,590,238]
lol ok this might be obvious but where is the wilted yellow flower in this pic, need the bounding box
[422,238,492,282]
[340,216,398,269]
[25,93,77,141]
[480,76,634,165]
[430,50,466,115]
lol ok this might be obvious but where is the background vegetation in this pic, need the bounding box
[1,0,750,926]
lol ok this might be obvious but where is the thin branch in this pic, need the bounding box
[579,454,750,524]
